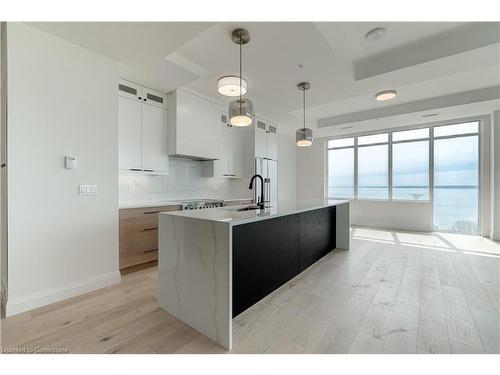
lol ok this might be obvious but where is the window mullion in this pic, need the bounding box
[388,133,393,201]
[354,137,358,199]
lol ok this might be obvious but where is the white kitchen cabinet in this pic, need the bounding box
[255,117,278,160]
[142,104,168,172]
[118,79,143,101]
[204,112,250,178]
[118,96,143,170]
[266,123,278,160]
[143,87,167,109]
[229,120,247,177]
[119,80,169,174]
[167,89,222,160]
[255,118,268,159]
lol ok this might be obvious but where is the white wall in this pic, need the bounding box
[6,23,120,316]
[1,22,7,313]
[351,200,433,232]
[296,138,325,200]
[492,110,500,240]
[277,126,297,201]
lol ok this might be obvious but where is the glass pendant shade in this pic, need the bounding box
[296,128,313,147]
[217,76,247,97]
[229,98,254,127]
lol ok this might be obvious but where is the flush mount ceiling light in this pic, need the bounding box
[217,76,247,97]
[227,28,254,127]
[375,89,397,101]
[296,82,313,147]
[365,27,386,41]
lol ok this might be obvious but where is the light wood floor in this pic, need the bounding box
[1,227,499,354]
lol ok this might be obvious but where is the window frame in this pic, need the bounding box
[431,123,481,234]
[326,117,483,207]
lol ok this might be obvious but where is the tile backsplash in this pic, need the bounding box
[119,157,253,204]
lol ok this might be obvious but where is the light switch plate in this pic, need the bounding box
[79,184,97,196]
[128,183,135,194]
[65,156,77,169]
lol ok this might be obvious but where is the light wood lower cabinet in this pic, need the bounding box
[119,205,180,273]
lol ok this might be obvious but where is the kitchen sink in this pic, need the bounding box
[223,204,262,212]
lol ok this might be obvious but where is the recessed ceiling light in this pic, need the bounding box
[365,27,386,42]
[375,90,397,101]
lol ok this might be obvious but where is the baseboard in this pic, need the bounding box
[351,221,433,233]
[120,260,157,275]
[5,270,121,317]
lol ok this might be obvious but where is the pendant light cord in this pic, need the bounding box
[239,31,242,114]
[302,86,306,131]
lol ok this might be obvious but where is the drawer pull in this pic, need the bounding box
[144,248,158,253]
[143,227,158,231]
[143,211,160,215]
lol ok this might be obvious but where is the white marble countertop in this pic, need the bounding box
[161,199,349,226]
[119,197,253,209]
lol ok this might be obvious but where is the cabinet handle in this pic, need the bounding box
[143,227,158,231]
[138,97,142,100]
[143,169,154,172]
[130,168,142,171]
[143,98,147,102]
[144,248,158,253]
[143,211,160,215]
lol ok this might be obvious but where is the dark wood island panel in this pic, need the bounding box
[232,206,336,317]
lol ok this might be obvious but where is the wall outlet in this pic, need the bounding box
[79,184,97,196]
[128,183,135,194]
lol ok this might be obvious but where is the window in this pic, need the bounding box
[327,138,354,198]
[328,138,354,148]
[358,133,388,145]
[358,144,388,199]
[327,121,480,233]
[433,123,479,233]
[392,128,429,141]
[434,122,478,137]
[328,148,354,198]
[326,120,481,234]
[392,141,429,200]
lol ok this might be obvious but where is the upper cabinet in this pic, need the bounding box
[205,112,251,178]
[167,89,222,161]
[255,116,278,160]
[118,79,169,174]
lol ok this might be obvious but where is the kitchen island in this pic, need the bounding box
[158,199,350,349]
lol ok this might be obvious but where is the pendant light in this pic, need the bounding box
[228,28,254,127]
[296,82,313,147]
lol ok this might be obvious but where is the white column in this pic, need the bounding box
[492,110,500,241]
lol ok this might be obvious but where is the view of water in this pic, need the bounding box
[433,186,478,232]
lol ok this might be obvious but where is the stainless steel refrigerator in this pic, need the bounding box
[254,158,278,206]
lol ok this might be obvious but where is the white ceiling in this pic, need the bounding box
[28,21,500,130]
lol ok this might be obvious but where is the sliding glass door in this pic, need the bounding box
[432,122,480,233]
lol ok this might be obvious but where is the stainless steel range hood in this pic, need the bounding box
[169,154,217,162]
